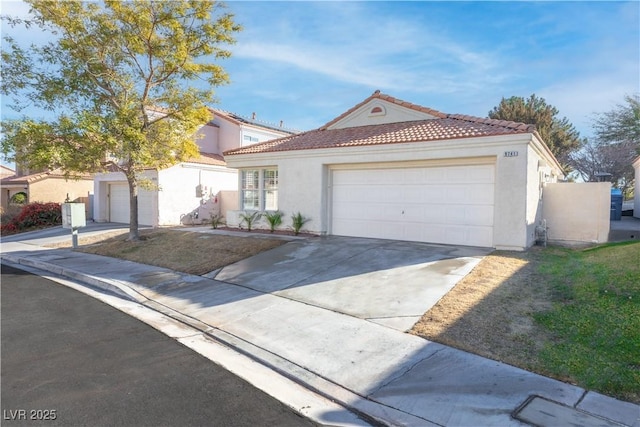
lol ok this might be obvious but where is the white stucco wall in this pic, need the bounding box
[634,156,640,219]
[93,170,158,225]
[523,139,561,247]
[542,182,611,245]
[156,162,238,226]
[226,133,561,249]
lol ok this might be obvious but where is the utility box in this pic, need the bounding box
[62,203,86,229]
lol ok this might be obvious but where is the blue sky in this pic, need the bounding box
[216,1,639,134]
[1,1,639,166]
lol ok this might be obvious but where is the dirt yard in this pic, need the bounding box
[48,228,286,276]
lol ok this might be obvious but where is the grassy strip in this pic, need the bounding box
[534,241,640,402]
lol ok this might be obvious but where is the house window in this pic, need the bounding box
[241,170,260,210]
[369,104,386,117]
[263,169,278,211]
[240,168,278,210]
[243,135,259,145]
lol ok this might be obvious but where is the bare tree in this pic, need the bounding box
[569,138,637,195]
[570,95,640,196]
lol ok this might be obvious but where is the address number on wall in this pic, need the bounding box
[504,151,519,157]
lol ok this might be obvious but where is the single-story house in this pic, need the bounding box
[1,168,94,215]
[93,109,297,226]
[634,155,640,219]
[224,91,565,250]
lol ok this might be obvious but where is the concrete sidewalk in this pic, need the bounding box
[2,233,638,427]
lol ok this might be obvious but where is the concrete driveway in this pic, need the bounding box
[215,236,491,331]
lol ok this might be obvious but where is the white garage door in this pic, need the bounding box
[108,184,155,226]
[331,164,495,247]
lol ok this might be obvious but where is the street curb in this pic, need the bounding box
[1,253,149,304]
[1,259,371,427]
[1,254,434,427]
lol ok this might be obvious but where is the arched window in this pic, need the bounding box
[369,105,386,117]
[10,191,27,205]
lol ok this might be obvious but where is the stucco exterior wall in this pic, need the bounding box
[93,170,158,224]
[634,156,640,219]
[327,99,439,129]
[524,142,561,247]
[542,182,611,245]
[1,186,25,210]
[195,124,219,154]
[156,163,238,226]
[29,177,93,205]
[218,190,238,222]
[215,118,242,153]
[240,124,289,146]
[226,133,556,249]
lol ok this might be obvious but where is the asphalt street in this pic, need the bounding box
[1,263,317,427]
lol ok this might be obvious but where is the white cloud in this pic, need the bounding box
[231,5,506,97]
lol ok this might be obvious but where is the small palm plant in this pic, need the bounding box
[264,211,283,233]
[210,213,225,229]
[239,211,262,232]
[291,212,310,236]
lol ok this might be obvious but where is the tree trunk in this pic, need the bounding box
[126,174,140,241]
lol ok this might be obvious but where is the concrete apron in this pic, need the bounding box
[215,236,489,331]
[3,236,638,427]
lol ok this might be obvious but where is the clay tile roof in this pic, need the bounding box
[0,168,93,184]
[186,152,226,166]
[224,92,537,156]
[225,113,536,156]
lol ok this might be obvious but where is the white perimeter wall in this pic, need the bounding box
[542,182,611,245]
[157,163,238,226]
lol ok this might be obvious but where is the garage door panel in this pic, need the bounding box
[331,164,495,247]
[447,205,494,226]
[467,184,495,204]
[109,183,154,226]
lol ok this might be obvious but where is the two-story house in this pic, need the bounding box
[93,109,297,226]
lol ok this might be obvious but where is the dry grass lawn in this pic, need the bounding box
[411,243,640,404]
[50,228,286,275]
[410,248,553,371]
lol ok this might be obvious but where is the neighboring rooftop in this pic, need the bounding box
[0,168,92,184]
[225,91,536,156]
[210,108,299,135]
[186,153,226,167]
[1,165,15,178]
